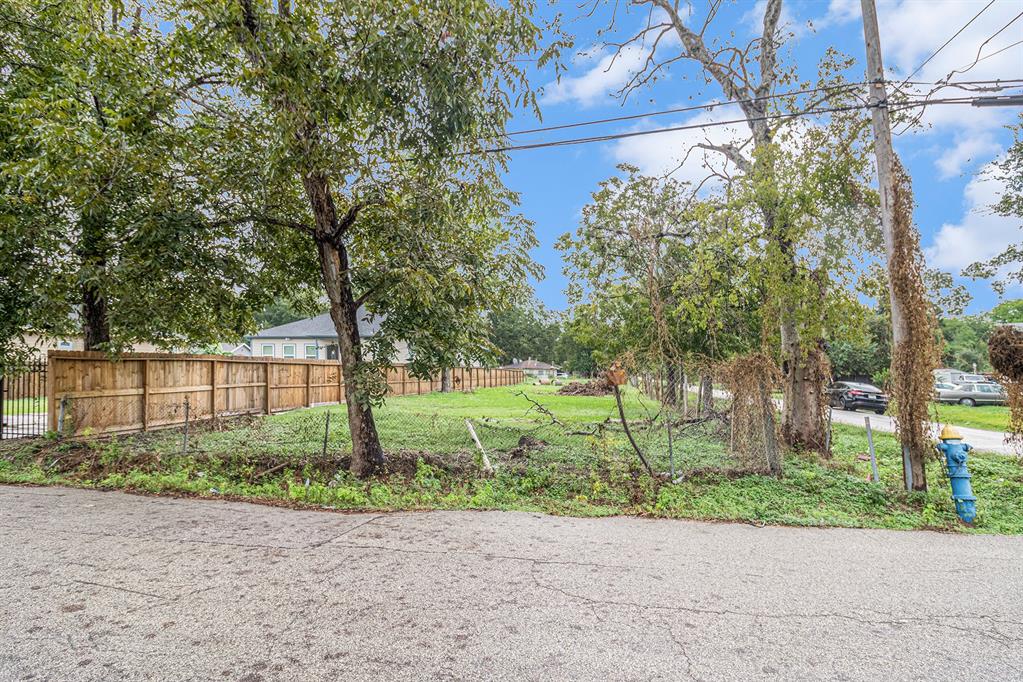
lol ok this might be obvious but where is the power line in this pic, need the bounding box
[944,10,1023,81]
[899,0,996,85]
[507,81,870,136]
[476,96,1000,155]
[506,79,1022,139]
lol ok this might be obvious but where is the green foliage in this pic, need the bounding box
[991,299,1023,323]
[4,385,1021,532]
[939,316,995,372]
[827,307,891,380]
[558,164,762,369]
[174,0,561,388]
[0,0,309,362]
[489,301,561,365]
[966,114,1023,293]
[254,298,326,332]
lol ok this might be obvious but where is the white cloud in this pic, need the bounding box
[608,103,750,187]
[927,164,1020,276]
[742,0,808,38]
[542,45,654,108]
[934,132,1002,180]
[797,0,1021,178]
[818,0,861,27]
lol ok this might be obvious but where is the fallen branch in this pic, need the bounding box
[612,384,653,477]
[514,391,564,426]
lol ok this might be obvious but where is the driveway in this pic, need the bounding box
[828,408,1015,454]
[2,486,1021,681]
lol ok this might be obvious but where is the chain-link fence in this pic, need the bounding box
[42,381,747,481]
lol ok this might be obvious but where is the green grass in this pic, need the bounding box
[930,402,1010,432]
[2,383,1020,534]
[2,397,47,415]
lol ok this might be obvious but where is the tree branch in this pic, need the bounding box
[693,141,753,174]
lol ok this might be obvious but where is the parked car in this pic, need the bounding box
[827,382,889,414]
[934,382,1007,407]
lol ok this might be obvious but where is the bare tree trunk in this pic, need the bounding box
[306,174,384,478]
[441,367,452,393]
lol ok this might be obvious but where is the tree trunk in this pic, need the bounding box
[700,374,714,414]
[663,364,678,406]
[77,215,110,350]
[780,320,828,452]
[441,368,452,393]
[305,174,384,478]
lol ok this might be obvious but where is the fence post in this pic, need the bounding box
[322,410,331,458]
[824,406,833,455]
[57,395,68,436]
[182,397,190,454]
[864,416,879,483]
[902,444,913,491]
[305,363,312,407]
[667,412,675,480]
[142,359,150,431]
[264,359,271,415]
[47,353,57,433]
[210,359,218,424]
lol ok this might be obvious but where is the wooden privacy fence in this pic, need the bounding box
[47,351,524,437]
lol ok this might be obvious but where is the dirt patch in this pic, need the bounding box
[558,377,614,396]
[506,435,548,460]
[377,450,476,477]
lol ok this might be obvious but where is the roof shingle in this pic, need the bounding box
[253,307,382,339]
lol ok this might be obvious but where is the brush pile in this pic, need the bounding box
[557,377,614,396]
[989,326,1023,381]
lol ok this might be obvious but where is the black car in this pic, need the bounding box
[828,381,889,414]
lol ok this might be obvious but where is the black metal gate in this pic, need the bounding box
[0,359,47,439]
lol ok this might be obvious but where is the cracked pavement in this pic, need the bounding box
[1,486,1021,681]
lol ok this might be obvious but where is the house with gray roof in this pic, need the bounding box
[499,358,559,381]
[248,308,409,363]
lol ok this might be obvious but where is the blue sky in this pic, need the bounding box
[500,0,1023,313]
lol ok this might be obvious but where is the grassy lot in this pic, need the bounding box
[2,383,1020,533]
[930,402,1010,432]
[2,397,47,415]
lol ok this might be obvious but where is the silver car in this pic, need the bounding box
[934,382,1007,407]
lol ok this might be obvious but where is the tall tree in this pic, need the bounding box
[0,0,304,361]
[966,114,1023,294]
[992,299,1023,324]
[180,0,555,476]
[595,0,875,450]
[489,302,561,365]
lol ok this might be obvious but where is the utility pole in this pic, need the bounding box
[860,0,905,350]
[860,0,925,491]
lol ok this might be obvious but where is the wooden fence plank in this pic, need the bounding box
[45,350,525,437]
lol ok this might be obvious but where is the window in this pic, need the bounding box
[57,340,73,350]
[305,344,318,359]
[282,343,296,359]
[260,344,274,357]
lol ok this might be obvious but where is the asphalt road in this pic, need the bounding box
[2,486,1022,682]
[828,407,1014,454]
